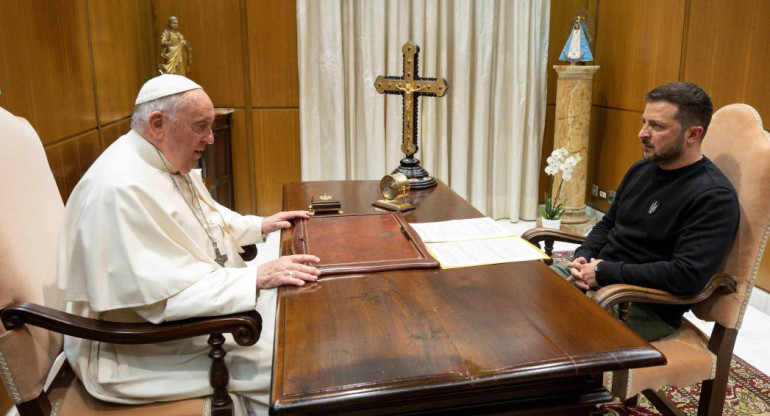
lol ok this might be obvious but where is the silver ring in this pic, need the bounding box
[286,270,293,277]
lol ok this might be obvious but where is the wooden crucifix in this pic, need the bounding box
[375,41,449,189]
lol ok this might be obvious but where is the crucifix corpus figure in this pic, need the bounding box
[375,41,449,189]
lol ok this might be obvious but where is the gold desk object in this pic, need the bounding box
[373,173,414,212]
[309,193,342,215]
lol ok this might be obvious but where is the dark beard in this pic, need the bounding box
[643,132,685,165]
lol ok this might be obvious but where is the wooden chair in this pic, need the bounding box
[0,107,261,416]
[523,104,770,416]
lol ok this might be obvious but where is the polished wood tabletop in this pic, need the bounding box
[272,180,664,415]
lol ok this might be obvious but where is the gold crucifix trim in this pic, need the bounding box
[374,41,449,158]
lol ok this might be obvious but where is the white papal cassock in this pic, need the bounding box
[58,129,274,416]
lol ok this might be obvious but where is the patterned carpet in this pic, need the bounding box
[550,252,770,415]
[598,356,770,415]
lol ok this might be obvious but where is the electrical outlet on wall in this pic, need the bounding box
[591,184,599,197]
[607,190,616,203]
[598,190,607,199]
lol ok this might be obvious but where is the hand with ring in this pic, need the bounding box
[257,254,320,289]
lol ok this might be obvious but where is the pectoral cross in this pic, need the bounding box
[375,41,449,189]
[213,243,228,267]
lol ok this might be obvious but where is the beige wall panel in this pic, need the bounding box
[100,118,133,149]
[592,0,685,111]
[0,1,96,143]
[88,0,156,125]
[683,0,770,120]
[546,0,596,105]
[253,109,300,215]
[589,107,643,212]
[248,0,299,108]
[230,109,253,214]
[45,131,101,203]
[152,0,246,107]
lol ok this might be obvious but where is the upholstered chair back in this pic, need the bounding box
[695,104,770,329]
[0,107,66,405]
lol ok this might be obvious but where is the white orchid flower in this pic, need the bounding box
[541,147,583,220]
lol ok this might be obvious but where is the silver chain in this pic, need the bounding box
[156,149,229,267]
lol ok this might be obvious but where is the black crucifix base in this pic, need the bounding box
[393,156,437,189]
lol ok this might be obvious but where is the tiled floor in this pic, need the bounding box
[497,219,770,376]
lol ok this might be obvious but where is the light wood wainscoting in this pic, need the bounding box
[0,0,298,214]
[0,0,154,203]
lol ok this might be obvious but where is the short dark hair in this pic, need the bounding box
[646,82,713,138]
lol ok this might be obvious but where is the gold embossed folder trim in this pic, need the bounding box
[292,212,438,276]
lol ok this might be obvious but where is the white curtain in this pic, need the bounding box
[297,0,550,221]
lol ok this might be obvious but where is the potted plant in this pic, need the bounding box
[539,147,582,229]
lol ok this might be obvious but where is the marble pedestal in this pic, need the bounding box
[552,65,599,234]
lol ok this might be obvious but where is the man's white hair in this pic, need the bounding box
[130,93,187,132]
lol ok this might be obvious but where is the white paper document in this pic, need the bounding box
[425,236,548,268]
[410,217,515,243]
[409,217,548,268]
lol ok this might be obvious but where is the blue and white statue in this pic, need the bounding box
[559,16,593,63]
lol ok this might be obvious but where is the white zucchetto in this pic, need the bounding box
[135,74,202,105]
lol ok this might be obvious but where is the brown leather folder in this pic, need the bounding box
[292,212,438,276]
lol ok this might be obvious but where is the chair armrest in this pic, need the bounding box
[1,302,261,347]
[521,227,586,263]
[2,303,263,415]
[521,227,587,244]
[592,272,737,311]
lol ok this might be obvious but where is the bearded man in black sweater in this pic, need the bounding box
[565,82,739,341]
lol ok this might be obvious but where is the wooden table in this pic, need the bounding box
[272,180,664,415]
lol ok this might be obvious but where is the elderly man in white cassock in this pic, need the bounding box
[57,74,320,416]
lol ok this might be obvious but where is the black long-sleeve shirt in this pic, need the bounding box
[574,157,739,328]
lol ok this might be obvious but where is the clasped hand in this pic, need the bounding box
[565,257,603,291]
